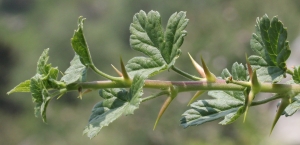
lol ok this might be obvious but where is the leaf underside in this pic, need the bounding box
[249,14,291,83]
[61,54,87,84]
[284,94,300,116]
[181,62,247,127]
[83,73,145,139]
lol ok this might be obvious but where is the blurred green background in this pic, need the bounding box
[1,0,300,145]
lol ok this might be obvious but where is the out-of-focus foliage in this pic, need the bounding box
[1,0,300,145]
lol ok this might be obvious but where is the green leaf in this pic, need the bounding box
[83,73,145,139]
[292,66,300,84]
[219,106,245,125]
[30,75,55,123]
[71,16,93,66]
[181,62,247,127]
[249,15,291,82]
[7,80,31,95]
[37,48,50,75]
[40,89,52,123]
[220,62,248,82]
[61,54,87,84]
[284,95,300,116]
[43,67,60,88]
[126,10,188,77]
[30,74,43,117]
[28,49,65,122]
[163,11,188,64]
[181,91,245,127]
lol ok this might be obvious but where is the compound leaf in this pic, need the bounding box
[249,15,291,82]
[181,62,247,127]
[83,73,145,139]
[126,10,188,77]
[61,54,87,84]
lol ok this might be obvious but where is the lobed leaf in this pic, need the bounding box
[181,62,247,127]
[249,15,291,82]
[222,62,247,81]
[181,91,245,127]
[61,54,87,84]
[126,10,188,77]
[83,73,145,139]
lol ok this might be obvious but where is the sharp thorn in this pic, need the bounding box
[111,64,123,77]
[188,53,206,78]
[120,57,130,80]
[153,96,173,130]
[201,57,216,82]
[187,91,206,106]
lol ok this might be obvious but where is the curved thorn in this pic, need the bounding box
[111,64,123,77]
[251,70,261,93]
[153,86,178,130]
[270,97,290,135]
[153,96,173,130]
[187,91,206,106]
[201,57,216,82]
[120,57,130,80]
[82,89,93,95]
[244,90,255,122]
[188,53,206,78]
[78,86,83,99]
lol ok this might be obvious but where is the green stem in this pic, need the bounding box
[230,80,251,87]
[287,68,294,75]
[171,66,201,81]
[50,88,67,97]
[90,65,123,82]
[142,91,169,102]
[251,94,282,106]
[67,79,300,96]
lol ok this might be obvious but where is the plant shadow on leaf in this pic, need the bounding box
[83,73,145,139]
